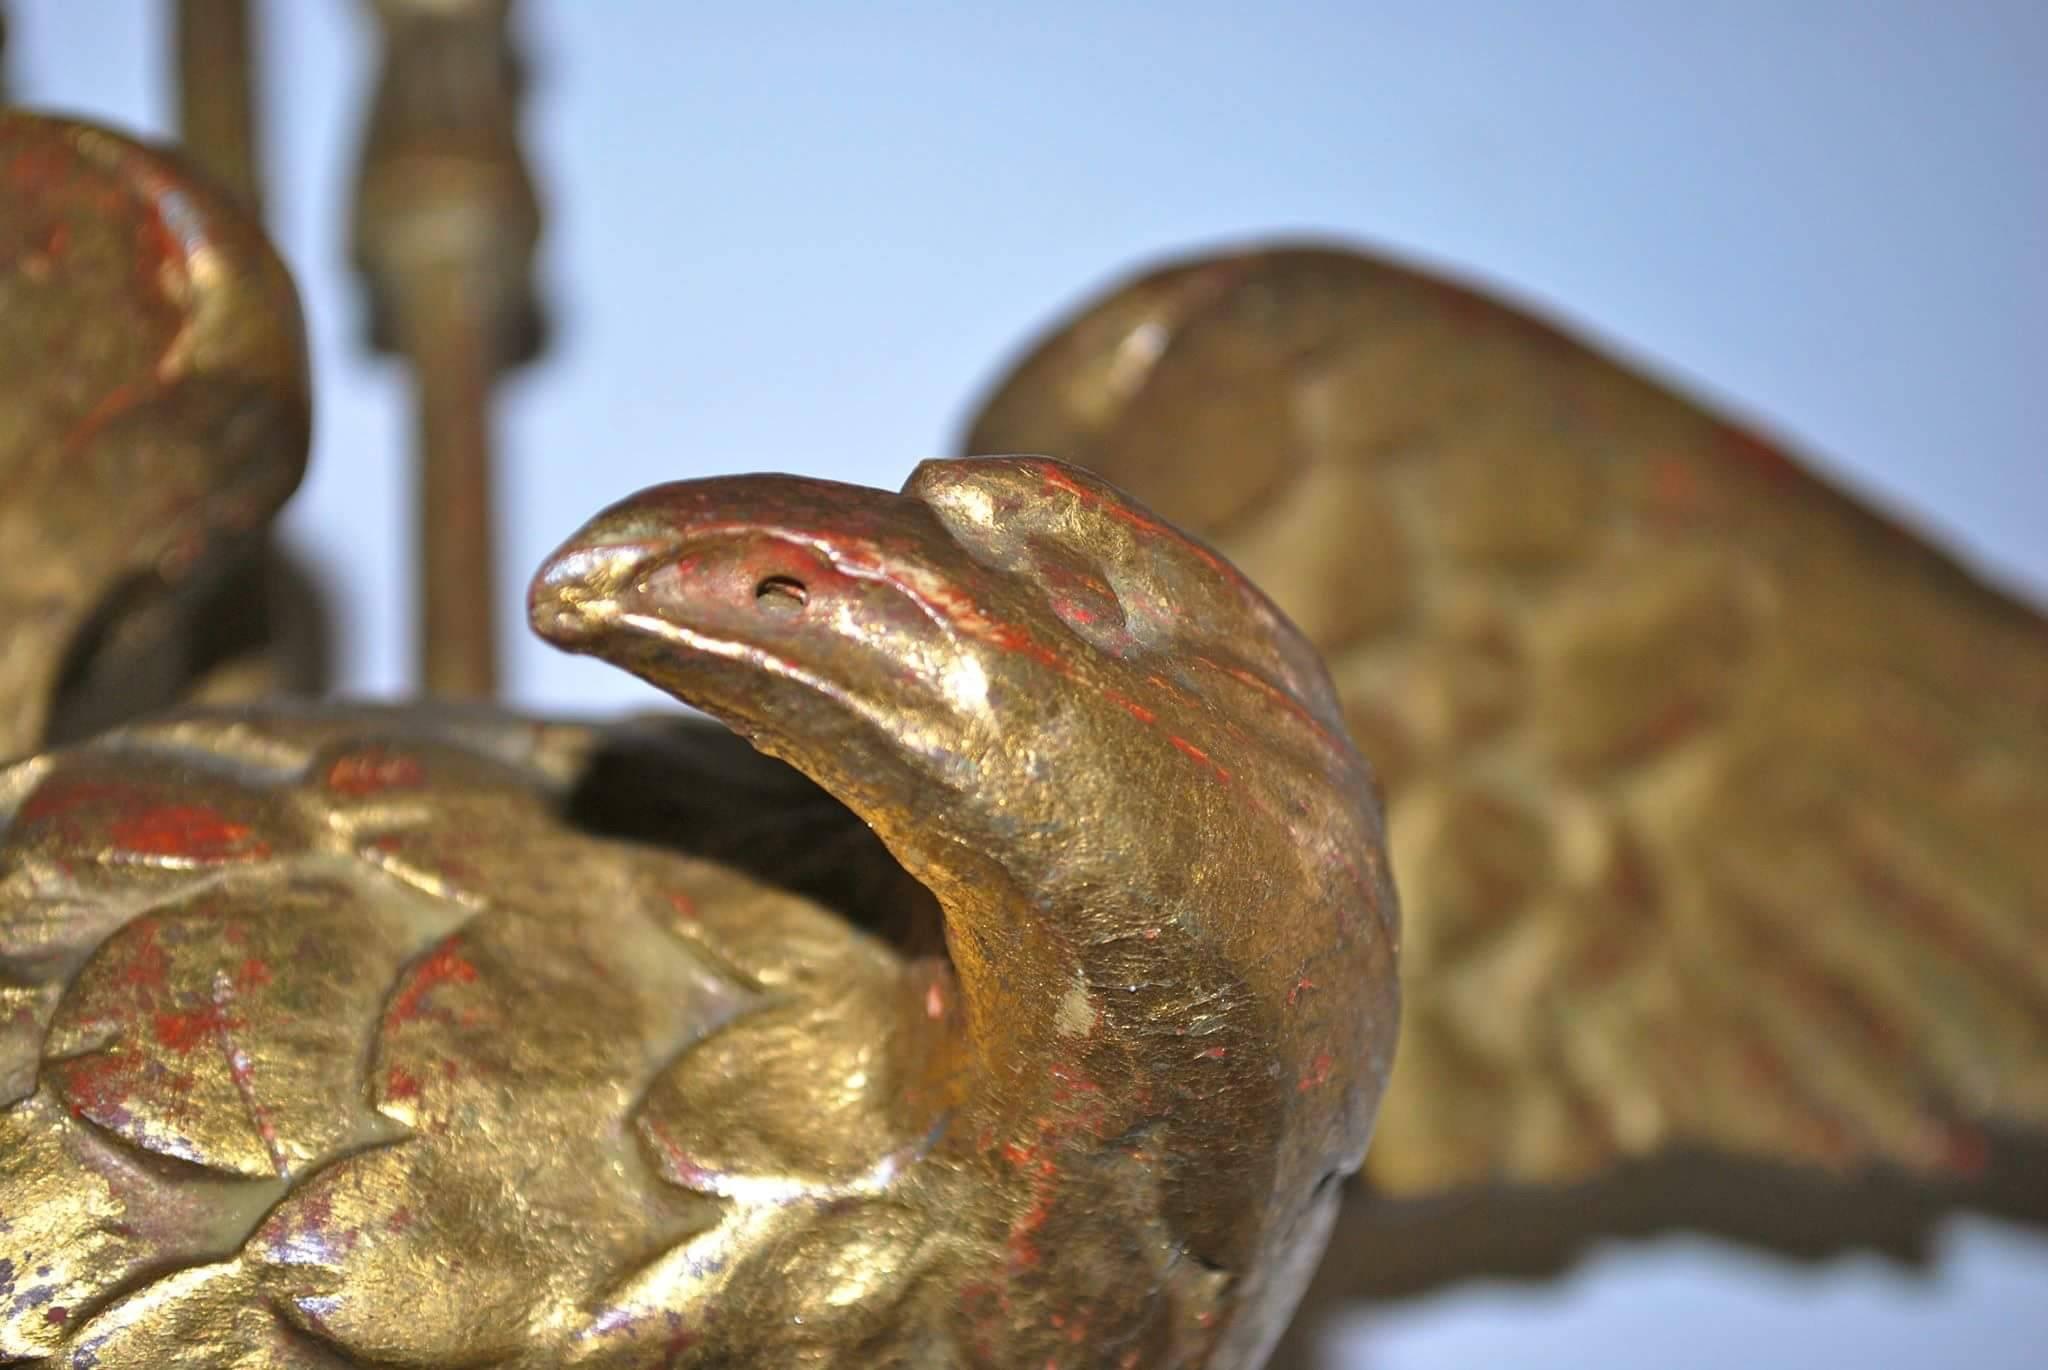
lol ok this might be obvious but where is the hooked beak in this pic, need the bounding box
[526,474,816,653]
[524,474,959,698]
[527,533,671,651]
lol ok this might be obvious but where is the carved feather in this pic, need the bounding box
[963,243,2048,1195]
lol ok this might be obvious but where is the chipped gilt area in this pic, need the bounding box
[0,708,1134,1366]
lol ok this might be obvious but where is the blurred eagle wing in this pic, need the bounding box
[962,244,2048,1196]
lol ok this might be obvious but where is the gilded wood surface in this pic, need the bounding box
[0,113,308,758]
[965,244,2048,1196]
[1,146,1398,1366]
[4,106,2045,1369]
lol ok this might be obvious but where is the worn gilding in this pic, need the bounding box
[5,95,2047,1368]
[0,458,1397,1364]
[965,243,2048,1197]
[0,112,309,757]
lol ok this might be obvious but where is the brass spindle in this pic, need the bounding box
[173,0,263,212]
[350,0,540,699]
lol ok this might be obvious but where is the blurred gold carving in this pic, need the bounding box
[0,112,308,757]
[967,244,2048,1200]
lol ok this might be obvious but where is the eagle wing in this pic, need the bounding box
[962,243,2048,1195]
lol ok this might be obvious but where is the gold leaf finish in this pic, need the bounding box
[0,113,309,757]
[964,242,2048,1196]
[1,453,1397,1365]
[12,88,2042,1364]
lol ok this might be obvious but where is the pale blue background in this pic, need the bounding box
[10,3,2045,1366]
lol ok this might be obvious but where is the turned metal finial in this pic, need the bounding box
[351,0,542,698]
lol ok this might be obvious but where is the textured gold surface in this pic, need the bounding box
[0,113,309,758]
[529,456,1399,1366]
[7,96,2047,1366]
[965,243,2048,1196]
[1,442,1395,1365]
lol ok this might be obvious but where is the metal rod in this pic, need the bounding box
[403,270,502,697]
[174,0,263,212]
[351,0,540,700]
